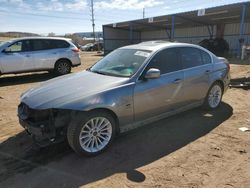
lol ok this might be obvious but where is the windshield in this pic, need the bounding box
[0,41,9,48]
[89,49,151,77]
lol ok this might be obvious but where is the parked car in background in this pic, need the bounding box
[80,43,93,51]
[0,37,81,76]
[92,42,103,51]
[81,42,103,51]
[71,41,81,49]
[18,41,230,156]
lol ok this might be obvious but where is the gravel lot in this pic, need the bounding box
[0,52,250,188]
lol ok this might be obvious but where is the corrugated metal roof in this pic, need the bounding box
[104,1,250,32]
[156,0,250,17]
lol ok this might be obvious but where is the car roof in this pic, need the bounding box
[10,37,72,42]
[120,41,207,52]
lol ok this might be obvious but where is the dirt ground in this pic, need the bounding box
[0,52,250,188]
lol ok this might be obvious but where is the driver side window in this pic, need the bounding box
[146,48,181,75]
[6,41,22,52]
[5,40,32,53]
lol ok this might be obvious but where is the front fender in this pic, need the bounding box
[60,82,135,127]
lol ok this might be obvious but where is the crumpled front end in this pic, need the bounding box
[18,102,71,146]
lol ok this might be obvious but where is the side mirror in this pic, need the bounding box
[144,68,160,79]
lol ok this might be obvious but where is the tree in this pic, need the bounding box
[47,32,55,37]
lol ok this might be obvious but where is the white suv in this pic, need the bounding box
[0,37,81,76]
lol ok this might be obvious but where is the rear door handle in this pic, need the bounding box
[173,78,182,84]
[205,70,211,74]
[25,54,30,57]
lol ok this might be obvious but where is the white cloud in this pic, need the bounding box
[0,0,22,2]
[10,0,23,2]
[0,0,31,10]
[96,0,164,10]
[36,0,64,11]
[19,2,31,10]
[36,0,87,12]
[65,0,87,11]
[1,0,162,13]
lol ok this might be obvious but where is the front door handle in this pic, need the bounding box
[25,54,30,57]
[173,78,182,84]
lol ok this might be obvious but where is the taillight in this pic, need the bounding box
[226,63,230,71]
[72,48,80,53]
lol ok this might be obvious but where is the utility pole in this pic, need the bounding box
[90,0,96,42]
[143,8,145,19]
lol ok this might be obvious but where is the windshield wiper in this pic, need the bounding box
[89,69,130,78]
[90,70,109,75]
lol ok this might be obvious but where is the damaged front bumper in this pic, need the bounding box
[18,103,70,146]
[19,118,48,137]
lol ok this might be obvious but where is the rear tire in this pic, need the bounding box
[203,82,223,110]
[54,60,71,75]
[67,111,116,156]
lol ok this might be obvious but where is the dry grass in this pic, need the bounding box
[0,37,13,41]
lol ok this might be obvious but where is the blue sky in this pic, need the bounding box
[0,0,248,35]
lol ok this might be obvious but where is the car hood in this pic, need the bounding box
[21,71,129,109]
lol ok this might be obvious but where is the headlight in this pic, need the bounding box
[18,103,50,122]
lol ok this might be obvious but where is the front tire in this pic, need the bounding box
[203,82,223,110]
[67,111,116,156]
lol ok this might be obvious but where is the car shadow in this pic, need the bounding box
[0,72,56,87]
[0,102,233,187]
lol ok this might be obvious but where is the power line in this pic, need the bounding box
[0,0,191,19]
[0,9,140,24]
[0,10,87,21]
[1,0,202,29]
[0,7,145,20]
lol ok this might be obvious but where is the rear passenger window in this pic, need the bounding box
[201,50,212,64]
[32,40,49,51]
[31,39,70,51]
[180,47,203,69]
[147,48,181,74]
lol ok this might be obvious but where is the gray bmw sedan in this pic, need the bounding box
[18,41,230,156]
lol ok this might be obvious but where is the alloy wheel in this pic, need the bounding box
[57,62,70,74]
[79,117,112,153]
[208,84,222,108]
